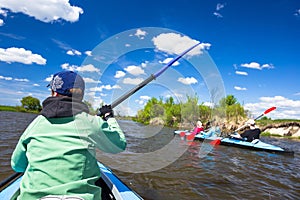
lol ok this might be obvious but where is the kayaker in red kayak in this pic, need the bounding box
[187,121,204,139]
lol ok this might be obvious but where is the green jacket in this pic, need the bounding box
[11,97,126,200]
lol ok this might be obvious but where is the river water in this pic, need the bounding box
[0,111,299,200]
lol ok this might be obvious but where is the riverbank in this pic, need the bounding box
[0,105,39,114]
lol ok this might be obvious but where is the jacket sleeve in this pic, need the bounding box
[92,117,127,154]
[11,133,28,172]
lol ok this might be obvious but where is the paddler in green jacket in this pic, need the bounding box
[11,70,127,200]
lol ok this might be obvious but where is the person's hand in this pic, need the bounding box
[98,105,114,120]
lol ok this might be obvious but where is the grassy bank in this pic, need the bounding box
[0,105,39,114]
[261,132,300,139]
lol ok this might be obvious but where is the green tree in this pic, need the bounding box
[21,96,42,111]
[218,95,246,122]
[181,95,199,123]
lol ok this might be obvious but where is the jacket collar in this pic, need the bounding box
[41,96,89,118]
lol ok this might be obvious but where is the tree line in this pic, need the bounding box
[134,94,247,128]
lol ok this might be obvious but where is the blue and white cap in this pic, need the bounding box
[48,71,85,97]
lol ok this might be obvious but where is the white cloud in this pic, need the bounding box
[134,28,147,39]
[0,18,4,26]
[67,49,81,56]
[14,78,29,82]
[177,77,198,85]
[85,51,92,56]
[241,62,274,70]
[140,95,151,100]
[213,12,223,18]
[61,63,100,73]
[294,9,300,16]
[235,71,248,76]
[124,65,145,76]
[213,3,225,18]
[90,84,121,92]
[83,77,101,83]
[114,71,126,78]
[0,8,8,17]
[45,75,53,82]
[216,3,225,11]
[152,33,210,56]
[244,96,300,119]
[0,75,29,82]
[134,95,151,106]
[0,0,83,23]
[160,58,180,66]
[234,86,247,91]
[123,77,144,85]
[76,64,99,72]
[0,47,46,65]
[0,75,12,80]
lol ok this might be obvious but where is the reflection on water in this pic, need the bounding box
[1,112,299,200]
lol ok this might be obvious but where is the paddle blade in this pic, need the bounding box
[264,106,276,115]
[179,131,185,137]
[210,139,221,145]
[186,133,196,141]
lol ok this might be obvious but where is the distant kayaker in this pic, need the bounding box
[11,70,127,200]
[232,119,261,142]
[191,120,205,135]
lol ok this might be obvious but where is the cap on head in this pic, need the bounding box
[197,121,202,127]
[247,119,255,125]
[48,71,85,97]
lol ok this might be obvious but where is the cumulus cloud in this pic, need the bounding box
[85,51,92,56]
[216,3,225,11]
[61,63,100,73]
[0,0,83,23]
[241,62,274,70]
[213,12,223,18]
[0,8,8,17]
[244,96,300,119]
[67,49,82,56]
[0,19,3,26]
[90,84,120,92]
[152,33,210,56]
[124,65,145,76]
[114,71,126,78]
[0,47,46,65]
[0,75,12,80]
[177,77,198,85]
[0,74,29,82]
[234,86,247,91]
[160,57,180,66]
[135,95,151,105]
[134,28,147,39]
[123,77,144,85]
[213,3,225,18]
[83,77,101,83]
[235,71,248,76]
[14,78,29,82]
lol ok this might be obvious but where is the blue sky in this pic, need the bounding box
[0,0,300,119]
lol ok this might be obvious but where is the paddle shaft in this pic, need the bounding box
[235,107,277,131]
[110,42,201,108]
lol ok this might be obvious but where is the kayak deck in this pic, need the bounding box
[0,162,143,200]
